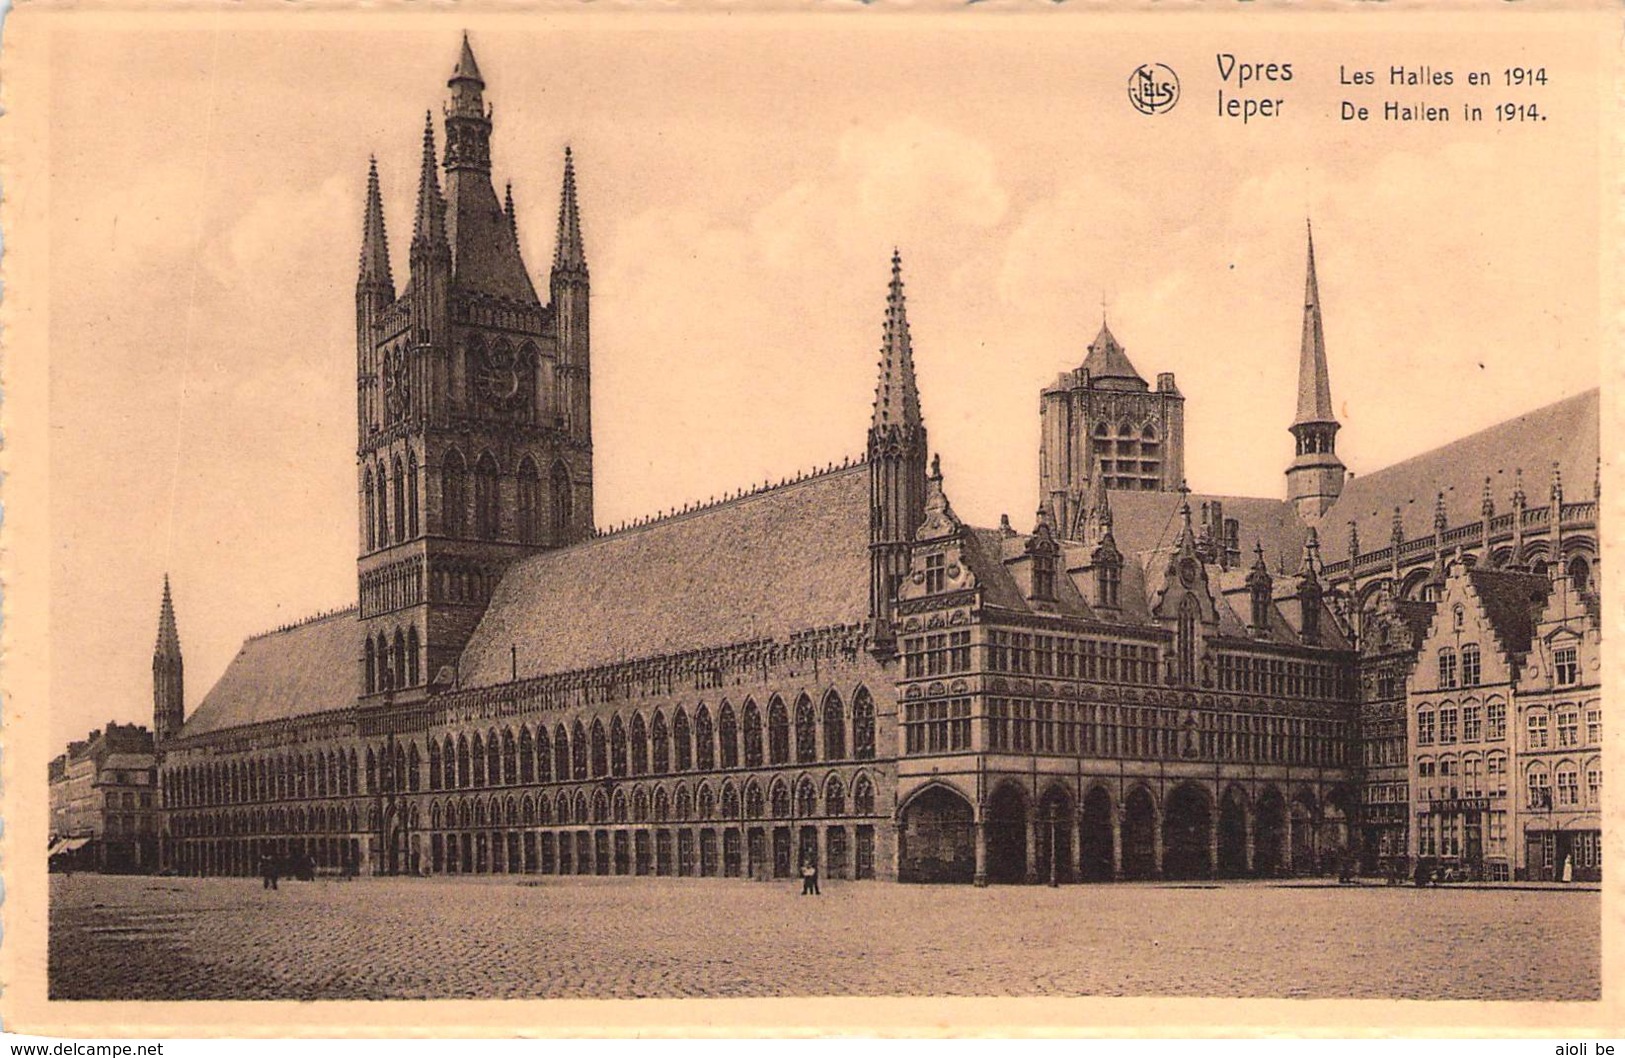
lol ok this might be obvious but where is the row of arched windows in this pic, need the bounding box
[427,772,879,830]
[425,690,876,791]
[364,625,421,694]
[162,690,877,809]
[442,449,572,544]
[362,452,420,552]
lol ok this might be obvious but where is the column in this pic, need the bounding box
[1151,809,1164,878]
[1110,810,1123,880]
[1243,809,1256,875]
[1207,806,1220,879]
[973,820,988,887]
[1283,804,1296,874]
[1024,813,1039,884]
[1069,811,1083,882]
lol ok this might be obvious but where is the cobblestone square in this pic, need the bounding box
[49,874,1597,1001]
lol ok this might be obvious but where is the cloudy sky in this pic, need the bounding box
[44,14,1603,747]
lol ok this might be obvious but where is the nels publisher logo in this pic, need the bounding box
[1128,63,1180,115]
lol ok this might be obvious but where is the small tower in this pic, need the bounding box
[868,251,929,655]
[152,576,184,743]
[1246,541,1274,639]
[1286,222,1347,521]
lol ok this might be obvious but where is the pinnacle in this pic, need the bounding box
[412,112,446,249]
[358,156,393,289]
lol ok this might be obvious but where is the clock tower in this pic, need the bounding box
[355,35,593,699]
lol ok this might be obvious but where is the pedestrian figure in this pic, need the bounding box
[1562,854,1574,884]
[800,860,820,896]
[260,853,279,890]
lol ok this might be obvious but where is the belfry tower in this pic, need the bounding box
[868,252,929,655]
[355,35,594,699]
[1285,222,1346,521]
[153,575,184,743]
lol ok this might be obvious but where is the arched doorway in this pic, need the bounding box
[986,783,1029,884]
[1036,785,1074,884]
[1122,786,1157,880]
[1218,786,1249,877]
[900,785,975,883]
[1291,791,1318,874]
[1162,783,1213,880]
[1080,786,1115,881]
[1323,787,1353,876]
[1254,787,1286,876]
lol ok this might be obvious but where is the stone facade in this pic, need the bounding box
[145,37,1600,886]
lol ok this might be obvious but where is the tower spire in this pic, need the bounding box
[871,250,923,431]
[358,156,394,294]
[553,146,588,274]
[152,575,184,743]
[504,180,518,240]
[1294,220,1335,427]
[1285,221,1346,521]
[411,112,447,251]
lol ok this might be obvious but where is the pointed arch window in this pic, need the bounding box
[825,776,847,816]
[718,703,739,769]
[770,780,791,818]
[768,698,791,765]
[406,626,420,687]
[392,629,406,691]
[553,724,570,781]
[406,450,419,538]
[694,707,715,771]
[471,734,487,787]
[443,450,467,537]
[823,693,846,760]
[795,696,817,763]
[534,726,551,782]
[744,781,764,819]
[363,468,376,551]
[364,637,376,695]
[609,716,628,777]
[408,743,421,792]
[500,729,517,785]
[721,782,740,819]
[743,701,764,768]
[673,709,693,771]
[797,777,818,817]
[550,461,574,543]
[572,721,589,780]
[517,457,541,544]
[474,452,501,540]
[853,774,875,815]
[589,719,608,778]
[518,727,535,784]
[852,689,876,760]
[630,713,648,775]
[651,713,670,774]
[392,456,406,544]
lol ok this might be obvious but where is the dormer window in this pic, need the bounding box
[925,553,946,594]
[1032,553,1056,601]
[1098,562,1121,609]
[1555,644,1579,687]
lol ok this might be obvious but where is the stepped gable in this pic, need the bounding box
[458,465,872,688]
[1322,389,1598,564]
[1467,568,1553,660]
[181,609,360,738]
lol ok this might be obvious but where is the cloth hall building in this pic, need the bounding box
[151,39,1601,886]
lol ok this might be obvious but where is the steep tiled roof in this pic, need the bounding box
[1322,389,1598,563]
[181,610,359,738]
[446,173,540,304]
[1079,321,1146,388]
[459,466,872,687]
[1106,490,1308,575]
[1468,568,1552,659]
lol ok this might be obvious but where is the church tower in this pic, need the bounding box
[1285,222,1346,521]
[152,575,184,743]
[356,35,594,698]
[1039,318,1186,539]
[868,252,929,656]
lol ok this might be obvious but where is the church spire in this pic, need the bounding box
[871,250,923,431]
[411,112,447,252]
[553,146,587,275]
[1285,221,1346,521]
[152,575,184,744]
[1294,220,1336,427]
[358,156,394,295]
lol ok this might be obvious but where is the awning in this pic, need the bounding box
[49,837,91,856]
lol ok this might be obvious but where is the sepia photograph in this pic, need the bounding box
[3,5,1617,1036]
